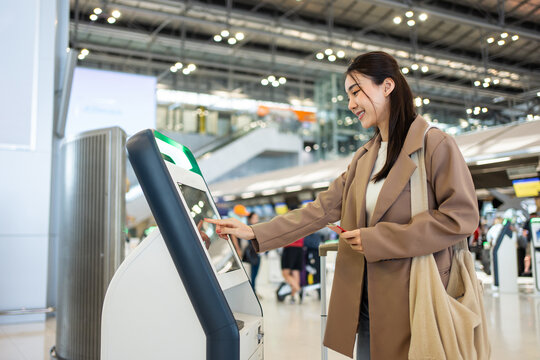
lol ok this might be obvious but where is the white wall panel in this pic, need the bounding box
[0,0,56,323]
[0,236,49,323]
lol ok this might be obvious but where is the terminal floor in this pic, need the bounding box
[1,254,539,359]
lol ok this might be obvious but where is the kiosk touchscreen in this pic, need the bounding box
[101,130,263,360]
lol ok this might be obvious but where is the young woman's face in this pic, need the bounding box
[344,72,391,130]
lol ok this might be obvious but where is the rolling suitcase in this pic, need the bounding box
[319,241,339,360]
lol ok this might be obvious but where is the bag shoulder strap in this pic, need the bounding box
[410,125,468,251]
[410,125,435,216]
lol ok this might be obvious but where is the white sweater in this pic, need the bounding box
[365,142,388,226]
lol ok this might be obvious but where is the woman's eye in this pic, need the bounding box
[352,90,360,96]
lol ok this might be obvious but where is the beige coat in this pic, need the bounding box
[251,116,479,359]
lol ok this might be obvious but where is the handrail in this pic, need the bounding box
[0,307,55,316]
[319,241,339,256]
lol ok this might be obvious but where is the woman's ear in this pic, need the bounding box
[383,78,395,97]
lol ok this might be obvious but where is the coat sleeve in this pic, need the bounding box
[250,166,350,253]
[361,134,479,263]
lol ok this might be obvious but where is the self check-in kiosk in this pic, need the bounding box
[530,217,540,292]
[101,130,263,360]
[492,219,518,293]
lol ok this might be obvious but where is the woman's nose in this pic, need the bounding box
[348,97,356,112]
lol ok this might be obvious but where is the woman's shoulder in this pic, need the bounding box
[425,126,458,155]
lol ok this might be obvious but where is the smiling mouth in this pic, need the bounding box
[356,110,365,120]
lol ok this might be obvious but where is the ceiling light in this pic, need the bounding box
[500,32,508,39]
[411,63,419,70]
[182,68,190,75]
[187,64,196,71]
[174,62,183,69]
[228,37,237,45]
[407,19,415,26]
[475,157,511,166]
[93,8,102,15]
[272,81,279,87]
[304,146,311,152]
[107,17,116,24]
[405,11,414,18]
[324,48,333,55]
[482,107,488,113]
[336,50,345,58]
[268,75,276,82]
[235,32,245,40]
[261,189,277,196]
[221,30,229,37]
[487,37,494,44]
[337,95,344,101]
[89,14,98,21]
[484,77,491,82]
[415,97,422,107]
[111,10,121,18]
[316,52,324,60]
[214,35,222,42]
[497,39,505,46]
[393,16,402,24]
[278,77,286,84]
[474,80,481,86]
[421,65,428,73]
[418,13,428,21]
[482,83,489,87]
[170,66,178,72]
[261,79,269,86]
[402,67,409,74]
[537,92,540,97]
[80,48,89,56]
[77,54,85,60]
[493,79,500,84]
[511,35,519,41]
[328,54,336,61]
[466,108,472,114]
[423,98,430,105]
[285,185,302,193]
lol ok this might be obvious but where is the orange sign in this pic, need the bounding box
[256,105,316,122]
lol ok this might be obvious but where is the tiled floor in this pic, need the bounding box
[1,253,539,359]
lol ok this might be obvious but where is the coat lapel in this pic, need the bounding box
[354,137,380,228]
[368,116,429,227]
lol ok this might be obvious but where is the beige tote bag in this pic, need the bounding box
[408,127,491,360]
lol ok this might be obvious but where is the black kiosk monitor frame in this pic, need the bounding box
[127,129,250,360]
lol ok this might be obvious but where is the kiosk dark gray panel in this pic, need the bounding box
[127,129,239,360]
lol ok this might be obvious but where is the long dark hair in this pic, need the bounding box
[346,51,416,182]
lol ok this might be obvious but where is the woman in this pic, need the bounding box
[206,51,479,359]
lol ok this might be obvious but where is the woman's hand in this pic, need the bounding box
[340,229,364,252]
[204,218,255,240]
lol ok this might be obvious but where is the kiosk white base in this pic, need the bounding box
[491,232,518,294]
[101,229,263,359]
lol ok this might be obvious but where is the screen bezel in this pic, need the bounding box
[164,161,248,290]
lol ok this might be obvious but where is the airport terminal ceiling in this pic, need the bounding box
[70,0,540,127]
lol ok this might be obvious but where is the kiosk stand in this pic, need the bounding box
[530,218,540,293]
[101,130,263,360]
[491,219,518,293]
